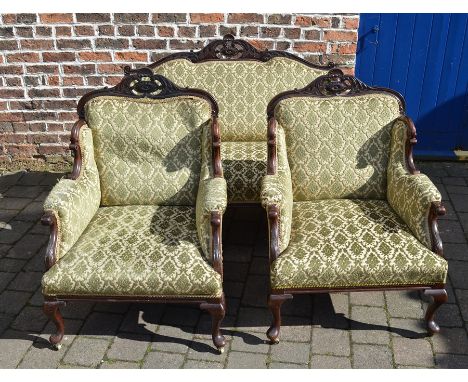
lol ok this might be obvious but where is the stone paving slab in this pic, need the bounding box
[0,163,467,368]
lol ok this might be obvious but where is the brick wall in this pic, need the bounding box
[0,13,359,171]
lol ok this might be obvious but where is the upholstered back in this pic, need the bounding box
[153,58,328,142]
[84,96,213,206]
[274,94,402,201]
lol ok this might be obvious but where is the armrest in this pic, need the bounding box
[387,117,443,250]
[42,122,101,267]
[196,177,227,271]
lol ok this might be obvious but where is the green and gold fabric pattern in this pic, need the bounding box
[271,199,448,290]
[43,126,101,261]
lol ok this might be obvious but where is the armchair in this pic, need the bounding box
[41,69,228,352]
[262,69,448,343]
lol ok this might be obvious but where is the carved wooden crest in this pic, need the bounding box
[77,67,219,118]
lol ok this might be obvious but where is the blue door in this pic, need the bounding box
[356,14,468,159]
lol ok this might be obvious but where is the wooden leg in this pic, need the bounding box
[266,293,293,344]
[43,301,66,349]
[424,289,448,335]
[200,294,226,353]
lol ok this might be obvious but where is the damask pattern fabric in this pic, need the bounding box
[42,205,223,298]
[260,127,293,253]
[153,58,328,141]
[222,141,267,202]
[387,119,442,249]
[196,177,228,260]
[84,96,212,206]
[274,94,402,201]
[43,126,101,260]
[271,199,448,290]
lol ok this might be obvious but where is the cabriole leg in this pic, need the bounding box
[43,301,66,349]
[267,293,293,344]
[200,294,226,353]
[424,289,448,335]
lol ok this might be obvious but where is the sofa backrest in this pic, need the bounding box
[151,35,334,142]
[270,69,404,201]
[79,69,218,207]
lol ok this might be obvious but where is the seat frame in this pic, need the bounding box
[42,68,227,352]
[264,69,448,343]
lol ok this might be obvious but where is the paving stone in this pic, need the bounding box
[17,172,46,186]
[455,289,468,321]
[143,351,185,368]
[119,307,159,335]
[446,185,468,194]
[186,337,230,362]
[227,220,257,245]
[225,297,240,317]
[0,197,31,211]
[385,291,424,318]
[61,301,94,320]
[0,290,32,314]
[269,361,305,368]
[443,243,468,261]
[106,333,151,361]
[311,327,350,356]
[63,337,110,367]
[0,329,34,368]
[230,331,269,353]
[15,201,44,221]
[436,303,464,327]
[352,344,393,368]
[450,194,468,212]
[80,312,123,338]
[389,318,427,339]
[236,307,271,333]
[195,313,235,340]
[270,341,310,365]
[100,360,140,369]
[0,313,14,334]
[392,338,434,367]
[28,221,49,235]
[151,325,194,354]
[449,261,468,289]
[0,210,17,224]
[249,256,269,275]
[0,257,26,272]
[161,305,200,327]
[223,245,253,263]
[39,172,63,186]
[94,302,130,314]
[18,340,67,369]
[5,186,44,199]
[183,359,223,368]
[442,177,467,186]
[282,293,313,317]
[11,306,48,332]
[0,171,25,189]
[224,281,244,298]
[0,220,35,245]
[278,317,312,343]
[350,291,385,307]
[310,355,351,369]
[0,272,15,291]
[435,354,468,368]
[29,288,44,306]
[312,293,349,329]
[223,262,250,283]
[432,327,468,354]
[241,275,268,307]
[350,306,390,345]
[41,318,83,345]
[7,234,47,259]
[439,220,467,243]
[227,351,268,368]
[8,271,42,292]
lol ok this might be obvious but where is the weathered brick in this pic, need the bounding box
[76,13,111,23]
[0,40,19,50]
[304,30,321,40]
[199,25,217,37]
[169,39,203,50]
[132,39,166,50]
[284,27,301,39]
[20,39,54,50]
[157,26,175,37]
[240,26,258,37]
[42,52,76,62]
[324,30,358,41]
[178,26,197,38]
[0,27,14,37]
[39,13,73,23]
[57,39,92,50]
[260,27,281,38]
[294,41,327,53]
[95,38,129,49]
[296,15,331,28]
[35,26,52,37]
[55,26,72,36]
[114,51,148,62]
[268,14,292,24]
[152,13,187,23]
[228,13,264,24]
[190,13,224,23]
[98,25,115,36]
[114,13,149,23]
[137,25,155,37]
[117,25,135,37]
[74,25,95,36]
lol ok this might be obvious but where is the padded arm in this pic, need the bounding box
[43,124,101,263]
[261,125,293,254]
[387,117,442,250]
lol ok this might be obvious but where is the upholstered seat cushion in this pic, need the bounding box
[42,205,223,298]
[222,141,267,202]
[271,199,447,290]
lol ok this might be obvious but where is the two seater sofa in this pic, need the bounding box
[40,36,448,352]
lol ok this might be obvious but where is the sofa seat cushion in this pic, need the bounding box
[271,199,447,290]
[42,205,222,298]
[222,141,267,203]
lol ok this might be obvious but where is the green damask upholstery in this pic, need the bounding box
[153,58,329,202]
[270,200,447,290]
[388,119,442,248]
[43,205,223,298]
[43,126,101,261]
[274,94,402,201]
[84,96,212,206]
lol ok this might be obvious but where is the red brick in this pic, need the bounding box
[78,52,112,61]
[0,89,25,98]
[152,13,186,23]
[114,51,148,62]
[15,26,34,38]
[42,52,76,62]
[132,39,166,50]
[294,41,327,53]
[284,27,301,39]
[117,25,135,36]
[276,41,291,51]
[27,134,61,144]
[62,77,85,86]
[104,76,123,86]
[48,76,60,86]
[76,13,111,23]
[38,144,68,155]
[295,15,331,28]
[5,77,22,87]
[199,25,217,37]
[36,26,52,37]
[6,53,40,63]
[343,17,360,29]
[55,26,72,36]
[56,112,77,121]
[57,39,92,50]
[21,39,54,50]
[0,40,19,50]
[28,88,61,98]
[323,30,358,42]
[268,14,292,24]
[95,38,129,49]
[74,25,96,36]
[62,88,94,98]
[330,43,357,55]
[228,13,263,24]
[26,65,59,74]
[63,64,95,75]
[97,64,124,74]
[247,39,274,50]
[40,13,73,23]
[114,13,149,23]
[157,26,175,37]
[190,13,224,23]
[304,30,321,40]
[0,111,24,122]
[137,25,155,37]
[260,27,281,38]
[98,25,115,36]
[178,26,196,38]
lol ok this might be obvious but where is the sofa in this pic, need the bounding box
[41,68,228,352]
[261,69,448,343]
[151,34,335,203]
